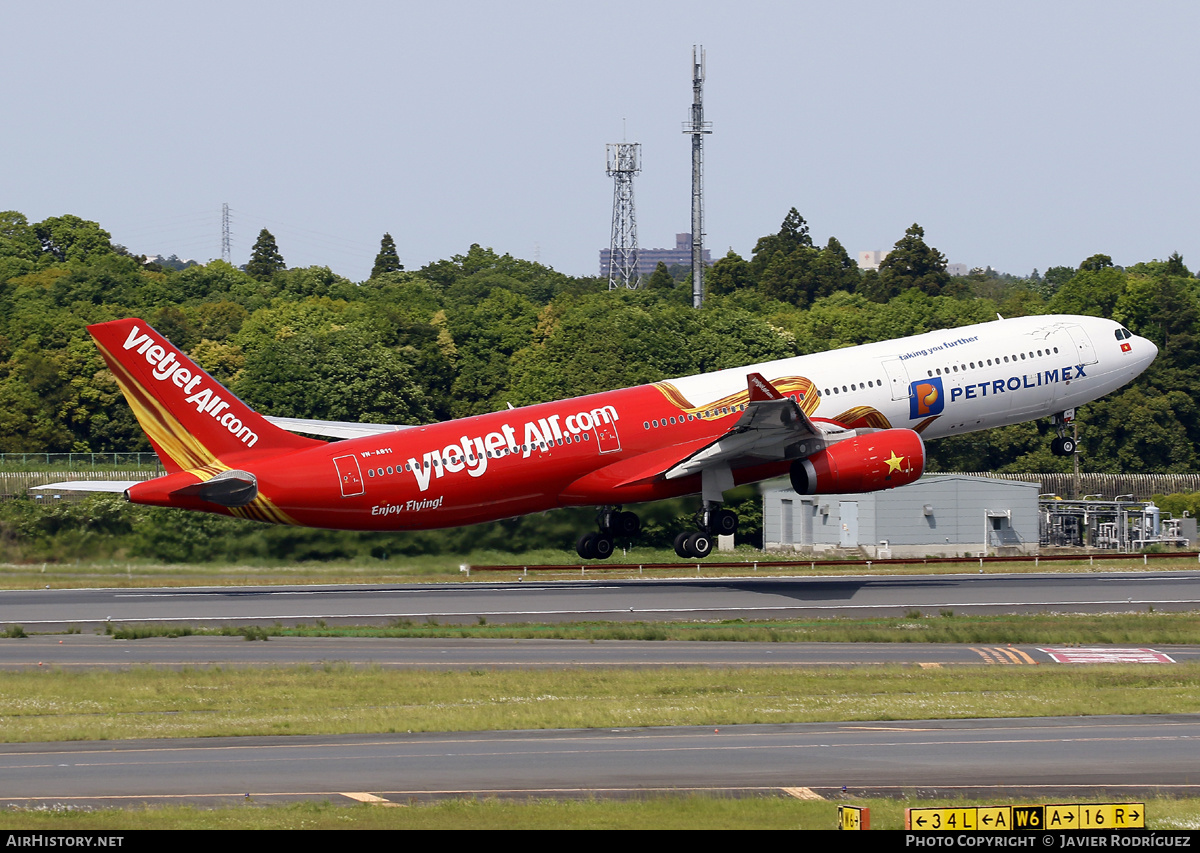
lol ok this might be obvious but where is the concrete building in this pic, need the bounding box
[762,474,1041,558]
[599,233,712,279]
[856,250,969,277]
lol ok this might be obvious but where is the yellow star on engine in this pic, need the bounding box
[885,451,905,473]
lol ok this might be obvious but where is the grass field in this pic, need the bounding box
[90,609,1200,645]
[4,796,1200,831]
[1,662,1198,742]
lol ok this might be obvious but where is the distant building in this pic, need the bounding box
[857,250,887,270]
[762,474,1041,558]
[600,233,711,279]
[857,250,969,277]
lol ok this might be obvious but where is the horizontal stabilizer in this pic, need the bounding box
[29,481,143,494]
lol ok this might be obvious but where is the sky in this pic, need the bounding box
[4,1,1198,282]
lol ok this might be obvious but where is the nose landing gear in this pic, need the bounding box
[1051,409,1077,457]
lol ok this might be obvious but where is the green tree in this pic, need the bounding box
[33,215,113,264]
[706,250,753,296]
[245,229,285,280]
[750,208,813,281]
[748,212,859,308]
[370,232,403,278]
[1036,265,1076,299]
[646,261,674,290]
[1048,266,1126,318]
[0,211,41,261]
[1079,253,1114,272]
[873,223,953,300]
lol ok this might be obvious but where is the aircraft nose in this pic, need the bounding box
[1137,335,1156,364]
[1139,335,1159,368]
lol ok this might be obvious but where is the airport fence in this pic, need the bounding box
[0,470,163,501]
[0,452,162,470]
[462,550,1200,576]
[947,472,1200,500]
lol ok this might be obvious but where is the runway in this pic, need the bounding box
[5,570,1200,630]
[2,716,1198,807]
[1,634,1198,670]
[2,570,1197,805]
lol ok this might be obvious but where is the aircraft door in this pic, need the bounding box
[881,358,911,401]
[333,454,365,497]
[595,419,622,453]
[1064,325,1098,365]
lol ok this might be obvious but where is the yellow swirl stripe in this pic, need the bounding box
[653,376,820,417]
[829,406,893,430]
[96,339,215,472]
[97,339,300,526]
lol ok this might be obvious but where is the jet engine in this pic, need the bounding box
[789,429,925,495]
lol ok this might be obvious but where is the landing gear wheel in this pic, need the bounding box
[576,533,598,560]
[577,532,614,560]
[673,532,692,559]
[592,533,615,559]
[612,511,641,537]
[1051,436,1077,457]
[685,531,713,559]
[711,509,738,537]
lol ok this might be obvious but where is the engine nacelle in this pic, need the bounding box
[789,429,925,495]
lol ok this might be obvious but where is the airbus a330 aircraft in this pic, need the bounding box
[52,314,1156,559]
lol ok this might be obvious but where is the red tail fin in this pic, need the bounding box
[89,318,320,473]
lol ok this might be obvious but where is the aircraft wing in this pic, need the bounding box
[662,373,850,481]
[263,417,413,440]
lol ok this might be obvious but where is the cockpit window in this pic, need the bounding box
[1115,327,1132,340]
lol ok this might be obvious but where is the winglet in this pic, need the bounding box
[746,372,786,402]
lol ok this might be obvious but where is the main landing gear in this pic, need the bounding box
[1050,409,1077,457]
[574,504,738,560]
[575,508,640,560]
[673,504,737,560]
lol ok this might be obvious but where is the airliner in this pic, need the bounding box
[48,314,1156,559]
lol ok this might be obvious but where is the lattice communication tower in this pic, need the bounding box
[606,142,642,289]
[683,46,712,308]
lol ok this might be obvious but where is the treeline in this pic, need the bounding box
[2,208,1196,471]
[1,208,1198,558]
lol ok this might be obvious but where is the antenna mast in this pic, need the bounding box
[683,45,711,308]
[221,203,232,264]
[606,142,642,289]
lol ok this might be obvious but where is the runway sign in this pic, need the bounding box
[906,802,1144,831]
[837,805,869,830]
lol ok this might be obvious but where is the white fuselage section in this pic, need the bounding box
[665,314,1156,439]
